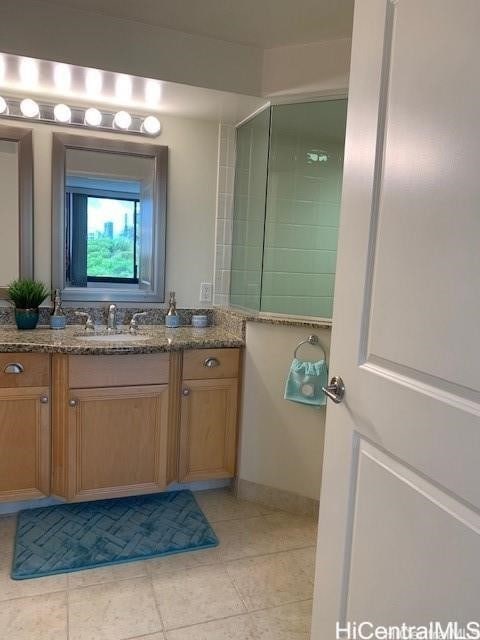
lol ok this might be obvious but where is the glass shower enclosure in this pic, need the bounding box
[229,99,347,320]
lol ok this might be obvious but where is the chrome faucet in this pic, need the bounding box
[129,311,147,334]
[75,311,95,333]
[107,304,117,332]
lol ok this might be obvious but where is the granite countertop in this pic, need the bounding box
[0,325,244,355]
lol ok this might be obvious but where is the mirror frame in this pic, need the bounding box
[0,125,34,296]
[52,132,168,302]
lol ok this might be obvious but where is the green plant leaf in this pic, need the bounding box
[7,279,49,309]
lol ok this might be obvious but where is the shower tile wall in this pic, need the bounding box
[261,100,347,318]
[229,109,270,310]
[214,124,236,306]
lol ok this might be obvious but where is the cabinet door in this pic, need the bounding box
[68,385,169,501]
[179,378,238,482]
[0,387,50,502]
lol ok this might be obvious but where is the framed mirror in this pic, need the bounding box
[0,125,34,293]
[52,133,167,302]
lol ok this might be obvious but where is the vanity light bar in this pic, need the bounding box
[0,96,161,137]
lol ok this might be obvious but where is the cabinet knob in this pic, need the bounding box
[4,363,24,374]
[40,395,49,404]
[69,399,78,407]
[182,388,190,396]
[203,357,220,368]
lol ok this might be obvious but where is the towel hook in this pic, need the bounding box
[294,334,326,361]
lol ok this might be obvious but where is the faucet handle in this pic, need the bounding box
[75,311,95,333]
[130,311,148,333]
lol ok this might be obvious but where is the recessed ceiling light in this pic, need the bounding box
[142,115,161,135]
[20,98,39,118]
[84,107,102,127]
[113,110,132,130]
[54,103,71,123]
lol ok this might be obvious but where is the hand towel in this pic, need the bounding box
[284,358,328,407]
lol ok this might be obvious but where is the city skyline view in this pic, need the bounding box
[87,197,136,236]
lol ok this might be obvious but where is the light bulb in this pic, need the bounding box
[113,110,132,130]
[142,115,161,135]
[84,107,102,127]
[54,103,71,123]
[20,98,39,118]
[0,97,8,115]
[19,58,39,86]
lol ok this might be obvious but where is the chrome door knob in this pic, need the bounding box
[69,399,78,407]
[182,388,190,396]
[322,376,345,404]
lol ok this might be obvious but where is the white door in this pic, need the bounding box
[312,0,480,637]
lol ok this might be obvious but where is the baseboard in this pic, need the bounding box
[167,478,232,493]
[235,478,319,518]
[0,496,64,516]
[0,479,232,516]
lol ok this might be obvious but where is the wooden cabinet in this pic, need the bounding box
[179,378,239,482]
[67,385,169,501]
[179,348,241,483]
[47,347,242,502]
[52,353,171,502]
[0,352,51,502]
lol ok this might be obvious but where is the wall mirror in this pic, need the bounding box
[52,133,167,302]
[0,125,33,292]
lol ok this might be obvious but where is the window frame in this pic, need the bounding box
[66,189,140,285]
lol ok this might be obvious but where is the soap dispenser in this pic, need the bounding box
[165,291,180,328]
[50,289,67,330]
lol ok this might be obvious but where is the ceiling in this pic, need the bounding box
[39,0,354,49]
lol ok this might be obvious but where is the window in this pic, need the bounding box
[65,184,140,286]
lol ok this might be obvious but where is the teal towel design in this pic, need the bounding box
[284,358,328,406]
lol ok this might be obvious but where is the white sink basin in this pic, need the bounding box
[76,333,152,343]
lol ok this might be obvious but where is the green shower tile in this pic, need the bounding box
[231,245,263,271]
[263,248,337,274]
[232,219,265,247]
[261,272,335,297]
[264,223,339,251]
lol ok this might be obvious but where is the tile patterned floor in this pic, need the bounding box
[0,489,318,639]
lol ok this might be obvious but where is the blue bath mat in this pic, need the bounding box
[12,490,218,580]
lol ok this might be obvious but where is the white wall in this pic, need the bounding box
[0,0,263,97]
[262,38,351,98]
[239,323,330,500]
[3,115,219,307]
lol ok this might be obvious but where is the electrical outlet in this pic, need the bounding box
[199,282,213,304]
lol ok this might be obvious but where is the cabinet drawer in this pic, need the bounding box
[0,353,50,388]
[182,348,240,380]
[69,353,169,388]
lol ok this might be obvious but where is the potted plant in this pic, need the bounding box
[7,279,49,330]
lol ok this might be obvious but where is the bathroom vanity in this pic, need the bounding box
[0,326,243,504]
